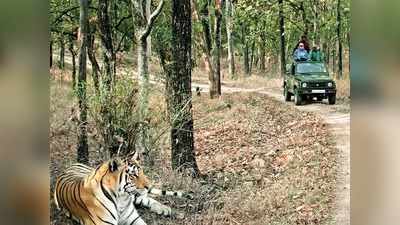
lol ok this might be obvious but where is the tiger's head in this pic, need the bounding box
[92,158,131,193]
[124,152,151,190]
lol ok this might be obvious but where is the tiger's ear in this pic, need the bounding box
[109,159,119,172]
[127,151,140,161]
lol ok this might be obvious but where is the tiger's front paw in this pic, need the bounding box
[152,204,172,217]
[124,183,137,195]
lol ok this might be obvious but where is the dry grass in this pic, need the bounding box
[191,94,337,225]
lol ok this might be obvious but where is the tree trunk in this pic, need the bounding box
[195,0,216,98]
[98,0,117,156]
[332,47,336,73]
[87,18,100,93]
[240,23,250,76]
[98,0,116,90]
[285,30,291,62]
[326,45,330,65]
[50,40,53,68]
[347,31,350,74]
[59,37,65,69]
[254,49,259,70]
[313,0,320,45]
[243,43,250,75]
[300,2,309,36]
[132,0,164,154]
[259,23,266,72]
[212,0,224,96]
[87,28,100,93]
[146,0,152,57]
[278,0,286,77]
[226,0,235,78]
[169,0,199,176]
[68,39,77,90]
[260,40,266,72]
[249,40,256,75]
[337,0,343,78]
[136,37,149,154]
[77,0,89,164]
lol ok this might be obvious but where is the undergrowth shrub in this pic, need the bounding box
[87,76,140,158]
[86,76,169,160]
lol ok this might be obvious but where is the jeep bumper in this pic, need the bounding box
[297,88,336,95]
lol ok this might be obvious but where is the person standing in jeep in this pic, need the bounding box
[293,43,309,61]
[309,45,325,62]
[293,35,311,53]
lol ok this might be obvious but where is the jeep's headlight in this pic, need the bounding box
[328,82,333,87]
[302,82,307,88]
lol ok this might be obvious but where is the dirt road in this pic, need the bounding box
[193,82,350,225]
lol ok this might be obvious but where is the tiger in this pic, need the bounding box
[53,158,146,225]
[54,153,191,225]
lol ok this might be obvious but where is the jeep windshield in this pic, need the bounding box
[296,63,327,74]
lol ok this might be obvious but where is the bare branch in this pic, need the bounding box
[140,0,164,40]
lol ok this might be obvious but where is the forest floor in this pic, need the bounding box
[50,56,348,224]
[191,68,350,225]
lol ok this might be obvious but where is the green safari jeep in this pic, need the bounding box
[283,61,336,105]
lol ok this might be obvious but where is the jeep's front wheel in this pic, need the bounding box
[284,86,292,101]
[294,90,302,105]
[328,94,336,105]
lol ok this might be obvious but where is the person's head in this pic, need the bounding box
[298,43,305,50]
[313,45,320,51]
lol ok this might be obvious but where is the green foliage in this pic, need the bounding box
[87,76,141,157]
[232,0,350,74]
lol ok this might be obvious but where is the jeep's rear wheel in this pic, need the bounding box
[328,94,336,105]
[284,86,292,101]
[294,90,302,105]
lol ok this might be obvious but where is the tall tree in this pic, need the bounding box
[68,36,77,89]
[312,0,320,45]
[98,0,116,89]
[50,39,53,68]
[241,22,250,75]
[169,0,199,175]
[98,0,118,157]
[259,23,267,72]
[192,0,213,81]
[278,0,286,77]
[131,0,164,154]
[194,0,223,98]
[212,0,224,95]
[146,0,152,57]
[336,0,343,78]
[77,0,89,164]
[87,17,100,93]
[59,35,65,69]
[226,0,235,78]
